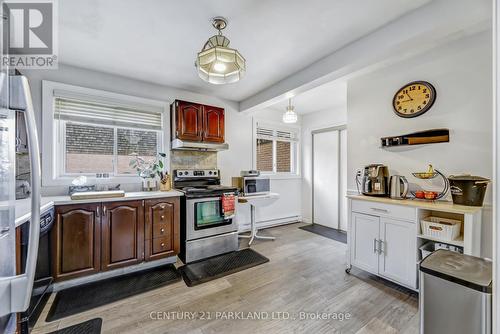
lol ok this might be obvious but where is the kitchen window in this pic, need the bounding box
[254,121,299,176]
[42,81,168,186]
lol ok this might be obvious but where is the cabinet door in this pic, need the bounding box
[351,212,379,275]
[145,197,180,261]
[175,100,203,141]
[379,217,417,288]
[202,105,225,143]
[52,204,101,281]
[101,200,144,271]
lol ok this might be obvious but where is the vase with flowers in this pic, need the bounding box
[129,152,169,191]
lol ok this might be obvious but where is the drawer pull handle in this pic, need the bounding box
[161,243,165,248]
[160,228,165,233]
[161,215,165,220]
[371,207,389,213]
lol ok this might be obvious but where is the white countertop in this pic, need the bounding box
[15,190,184,227]
[347,194,483,215]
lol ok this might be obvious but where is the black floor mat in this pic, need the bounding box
[178,248,269,287]
[46,264,181,322]
[48,318,102,334]
[299,224,347,243]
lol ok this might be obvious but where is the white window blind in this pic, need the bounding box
[53,92,163,130]
[256,124,298,142]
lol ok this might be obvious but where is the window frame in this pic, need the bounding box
[42,81,170,187]
[253,119,300,179]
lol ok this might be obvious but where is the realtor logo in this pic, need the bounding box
[2,0,58,69]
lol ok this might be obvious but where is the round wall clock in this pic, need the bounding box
[392,81,436,118]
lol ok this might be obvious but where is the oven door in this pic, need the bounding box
[186,196,237,240]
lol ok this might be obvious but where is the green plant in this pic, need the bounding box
[129,152,167,179]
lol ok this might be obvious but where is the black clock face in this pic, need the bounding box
[393,81,436,118]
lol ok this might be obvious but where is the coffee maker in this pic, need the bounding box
[360,164,389,196]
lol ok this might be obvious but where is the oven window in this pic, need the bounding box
[194,200,230,229]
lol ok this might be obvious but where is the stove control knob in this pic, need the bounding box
[208,171,212,175]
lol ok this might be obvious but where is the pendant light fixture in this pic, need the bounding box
[195,17,246,85]
[282,98,298,123]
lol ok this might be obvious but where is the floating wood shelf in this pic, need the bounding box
[381,128,449,147]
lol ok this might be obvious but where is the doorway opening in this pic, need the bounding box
[312,126,347,233]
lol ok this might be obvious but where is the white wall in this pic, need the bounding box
[347,31,493,257]
[219,108,303,230]
[24,64,301,228]
[301,107,347,223]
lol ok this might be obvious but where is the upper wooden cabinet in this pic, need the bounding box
[203,105,225,143]
[52,204,101,281]
[175,101,203,141]
[101,200,144,271]
[172,100,225,143]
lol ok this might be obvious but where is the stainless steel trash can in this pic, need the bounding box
[419,249,492,334]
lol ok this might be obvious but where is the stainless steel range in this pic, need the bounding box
[174,169,239,263]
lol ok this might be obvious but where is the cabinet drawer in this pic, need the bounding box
[152,237,172,254]
[152,223,171,238]
[351,200,415,222]
[152,207,171,224]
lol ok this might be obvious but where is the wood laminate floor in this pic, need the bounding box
[32,222,419,334]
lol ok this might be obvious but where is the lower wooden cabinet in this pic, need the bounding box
[101,200,144,271]
[144,197,180,261]
[52,204,101,281]
[52,197,180,282]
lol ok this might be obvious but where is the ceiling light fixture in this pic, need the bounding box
[282,98,298,124]
[195,17,246,85]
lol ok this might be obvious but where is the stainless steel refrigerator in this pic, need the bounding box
[0,70,42,332]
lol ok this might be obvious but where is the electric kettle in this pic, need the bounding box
[389,175,409,199]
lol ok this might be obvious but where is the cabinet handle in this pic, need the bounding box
[96,206,100,218]
[378,239,385,255]
[160,228,165,233]
[371,207,389,213]
[161,243,165,248]
[103,206,107,216]
[373,238,378,253]
[160,205,165,209]
[161,215,165,220]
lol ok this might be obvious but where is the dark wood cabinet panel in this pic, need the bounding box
[52,196,180,282]
[145,197,180,261]
[172,100,225,144]
[176,100,203,141]
[203,105,225,143]
[52,204,101,281]
[101,200,144,271]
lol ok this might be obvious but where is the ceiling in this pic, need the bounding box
[59,0,431,102]
[269,80,346,115]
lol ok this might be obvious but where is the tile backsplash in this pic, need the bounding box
[170,151,217,170]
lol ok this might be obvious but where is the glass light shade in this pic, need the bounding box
[196,35,246,85]
[282,110,298,123]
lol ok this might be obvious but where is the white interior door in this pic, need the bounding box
[313,130,339,228]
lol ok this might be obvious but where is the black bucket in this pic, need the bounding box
[448,175,490,207]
